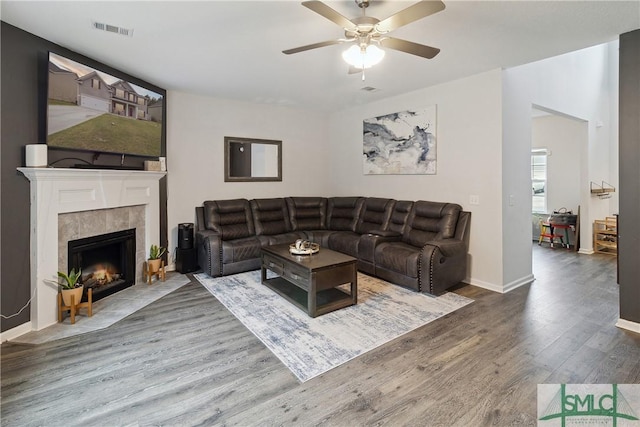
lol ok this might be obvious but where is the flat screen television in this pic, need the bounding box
[45,51,165,158]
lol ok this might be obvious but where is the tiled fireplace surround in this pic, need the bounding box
[58,206,146,289]
[18,168,166,331]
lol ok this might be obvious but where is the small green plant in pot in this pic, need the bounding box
[148,244,166,273]
[149,244,166,260]
[58,268,83,306]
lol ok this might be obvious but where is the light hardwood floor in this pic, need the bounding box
[2,245,639,426]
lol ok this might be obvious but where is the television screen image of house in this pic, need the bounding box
[47,52,163,157]
[363,106,437,175]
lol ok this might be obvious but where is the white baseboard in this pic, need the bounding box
[466,274,534,294]
[466,278,503,293]
[1,321,32,342]
[503,274,535,293]
[616,318,640,334]
[578,248,595,255]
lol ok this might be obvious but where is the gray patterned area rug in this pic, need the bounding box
[194,271,473,382]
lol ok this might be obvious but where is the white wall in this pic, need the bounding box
[532,114,587,214]
[166,91,332,266]
[502,41,618,288]
[327,70,505,290]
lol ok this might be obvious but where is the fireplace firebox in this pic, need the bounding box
[68,228,136,302]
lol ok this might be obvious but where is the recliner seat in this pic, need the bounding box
[373,201,468,294]
[250,198,306,245]
[327,197,394,270]
[196,199,261,277]
[285,196,331,245]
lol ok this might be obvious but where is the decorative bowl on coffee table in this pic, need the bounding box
[289,241,320,255]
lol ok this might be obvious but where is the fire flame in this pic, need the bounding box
[92,265,114,285]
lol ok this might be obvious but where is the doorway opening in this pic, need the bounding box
[530,106,588,252]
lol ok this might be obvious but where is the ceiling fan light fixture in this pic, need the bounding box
[342,44,385,69]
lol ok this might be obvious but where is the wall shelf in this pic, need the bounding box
[590,181,616,198]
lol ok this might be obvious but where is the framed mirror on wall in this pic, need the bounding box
[224,136,282,182]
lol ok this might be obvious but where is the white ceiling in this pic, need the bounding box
[2,1,639,112]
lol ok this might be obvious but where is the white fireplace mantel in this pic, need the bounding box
[18,167,166,331]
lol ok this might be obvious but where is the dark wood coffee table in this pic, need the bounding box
[261,244,357,317]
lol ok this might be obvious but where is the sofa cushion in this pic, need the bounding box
[263,231,307,246]
[250,198,292,236]
[388,201,413,235]
[355,198,395,234]
[403,201,462,247]
[221,236,262,263]
[286,197,327,231]
[303,230,335,247]
[327,231,360,258]
[374,242,420,278]
[203,199,255,240]
[327,197,364,232]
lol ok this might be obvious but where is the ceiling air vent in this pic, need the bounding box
[92,21,134,37]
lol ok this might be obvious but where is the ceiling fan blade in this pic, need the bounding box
[282,39,344,55]
[375,0,445,33]
[302,1,357,31]
[380,37,440,59]
[348,66,361,74]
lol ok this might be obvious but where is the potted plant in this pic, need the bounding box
[148,244,166,273]
[58,268,83,307]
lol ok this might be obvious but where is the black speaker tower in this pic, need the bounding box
[176,223,198,273]
[176,248,198,273]
[178,223,194,249]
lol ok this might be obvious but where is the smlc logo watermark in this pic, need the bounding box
[538,384,640,426]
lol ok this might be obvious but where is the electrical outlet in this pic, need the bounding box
[469,195,480,205]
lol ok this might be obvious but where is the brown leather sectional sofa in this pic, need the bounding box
[195,196,470,295]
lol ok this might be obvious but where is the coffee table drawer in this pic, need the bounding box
[283,263,309,287]
[263,254,285,276]
[263,254,309,287]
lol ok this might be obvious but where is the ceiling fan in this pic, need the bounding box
[283,0,445,74]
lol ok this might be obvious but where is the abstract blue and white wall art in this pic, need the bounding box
[363,106,437,174]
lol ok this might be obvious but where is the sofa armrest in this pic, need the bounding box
[196,229,222,277]
[419,239,468,295]
[424,238,467,258]
[359,232,402,263]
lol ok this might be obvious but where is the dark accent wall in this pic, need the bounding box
[618,29,640,324]
[1,22,168,333]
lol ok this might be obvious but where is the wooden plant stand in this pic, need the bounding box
[58,288,93,324]
[144,260,166,284]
